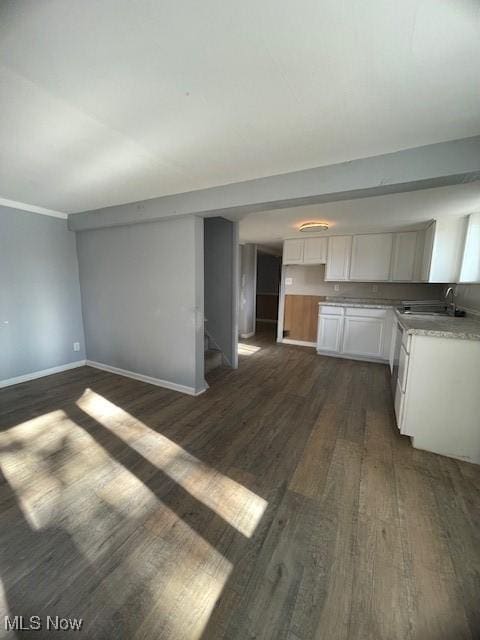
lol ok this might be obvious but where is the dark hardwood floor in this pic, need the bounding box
[1,326,479,639]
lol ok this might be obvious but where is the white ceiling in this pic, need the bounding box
[0,0,479,214]
[239,183,480,248]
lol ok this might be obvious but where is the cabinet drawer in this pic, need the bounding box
[318,305,344,316]
[345,307,388,318]
[398,344,409,392]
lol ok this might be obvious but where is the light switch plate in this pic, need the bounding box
[73,342,80,352]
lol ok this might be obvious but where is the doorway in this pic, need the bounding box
[255,250,281,333]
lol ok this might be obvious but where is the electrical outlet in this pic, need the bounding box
[372,284,378,293]
[73,342,80,352]
[285,277,293,286]
[334,284,340,291]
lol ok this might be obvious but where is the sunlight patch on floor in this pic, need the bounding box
[136,501,233,639]
[0,410,69,529]
[77,388,268,538]
[238,342,261,355]
[0,409,156,532]
[0,408,234,639]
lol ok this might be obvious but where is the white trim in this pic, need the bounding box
[0,197,67,219]
[86,360,206,396]
[281,338,316,347]
[239,331,255,339]
[0,360,86,389]
[277,264,286,342]
[315,350,388,364]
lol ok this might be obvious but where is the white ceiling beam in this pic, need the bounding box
[68,136,480,231]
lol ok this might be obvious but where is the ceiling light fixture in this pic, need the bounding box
[299,221,329,232]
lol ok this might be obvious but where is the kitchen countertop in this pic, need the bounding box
[395,310,480,341]
[320,297,480,340]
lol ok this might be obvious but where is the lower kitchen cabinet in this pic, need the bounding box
[317,314,343,352]
[317,305,393,362]
[393,329,480,465]
[342,315,385,358]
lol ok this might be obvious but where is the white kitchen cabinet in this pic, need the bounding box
[394,380,405,432]
[317,305,393,362]
[317,313,343,352]
[303,237,328,264]
[325,236,352,280]
[342,317,384,358]
[282,237,327,265]
[459,213,480,283]
[349,233,393,281]
[397,343,409,392]
[283,239,304,264]
[420,223,435,281]
[391,232,417,281]
[394,331,480,465]
[420,218,467,283]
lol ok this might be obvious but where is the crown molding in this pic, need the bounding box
[0,197,67,219]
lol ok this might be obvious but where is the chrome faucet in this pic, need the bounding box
[445,286,456,316]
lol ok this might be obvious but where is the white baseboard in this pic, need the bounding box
[315,350,388,364]
[0,360,86,389]
[281,338,316,347]
[86,360,206,396]
[239,331,255,339]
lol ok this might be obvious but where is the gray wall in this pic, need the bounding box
[204,218,238,367]
[452,284,480,312]
[239,244,257,338]
[76,215,205,393]
[0,206,85,381]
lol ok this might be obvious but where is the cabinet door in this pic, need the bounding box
[350,233,393,281]
[317,315,343,352]
[342,317,384,358]
[325,236,352,280]
[420,223,435,281]
[391,232,417,281]
[303,237,327,264]
[283,239,304,264]
[460,213,480,282]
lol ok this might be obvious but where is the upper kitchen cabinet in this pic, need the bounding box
[350,233,393,281]
[325,235,352,281]
[283,237,328,265]
[282,239,304,264]
[391,231,418,281]
[303,237,328,264]
[459,213,480,283]
[420,218,467,283]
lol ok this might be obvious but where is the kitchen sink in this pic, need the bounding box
[401,310,451,317]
